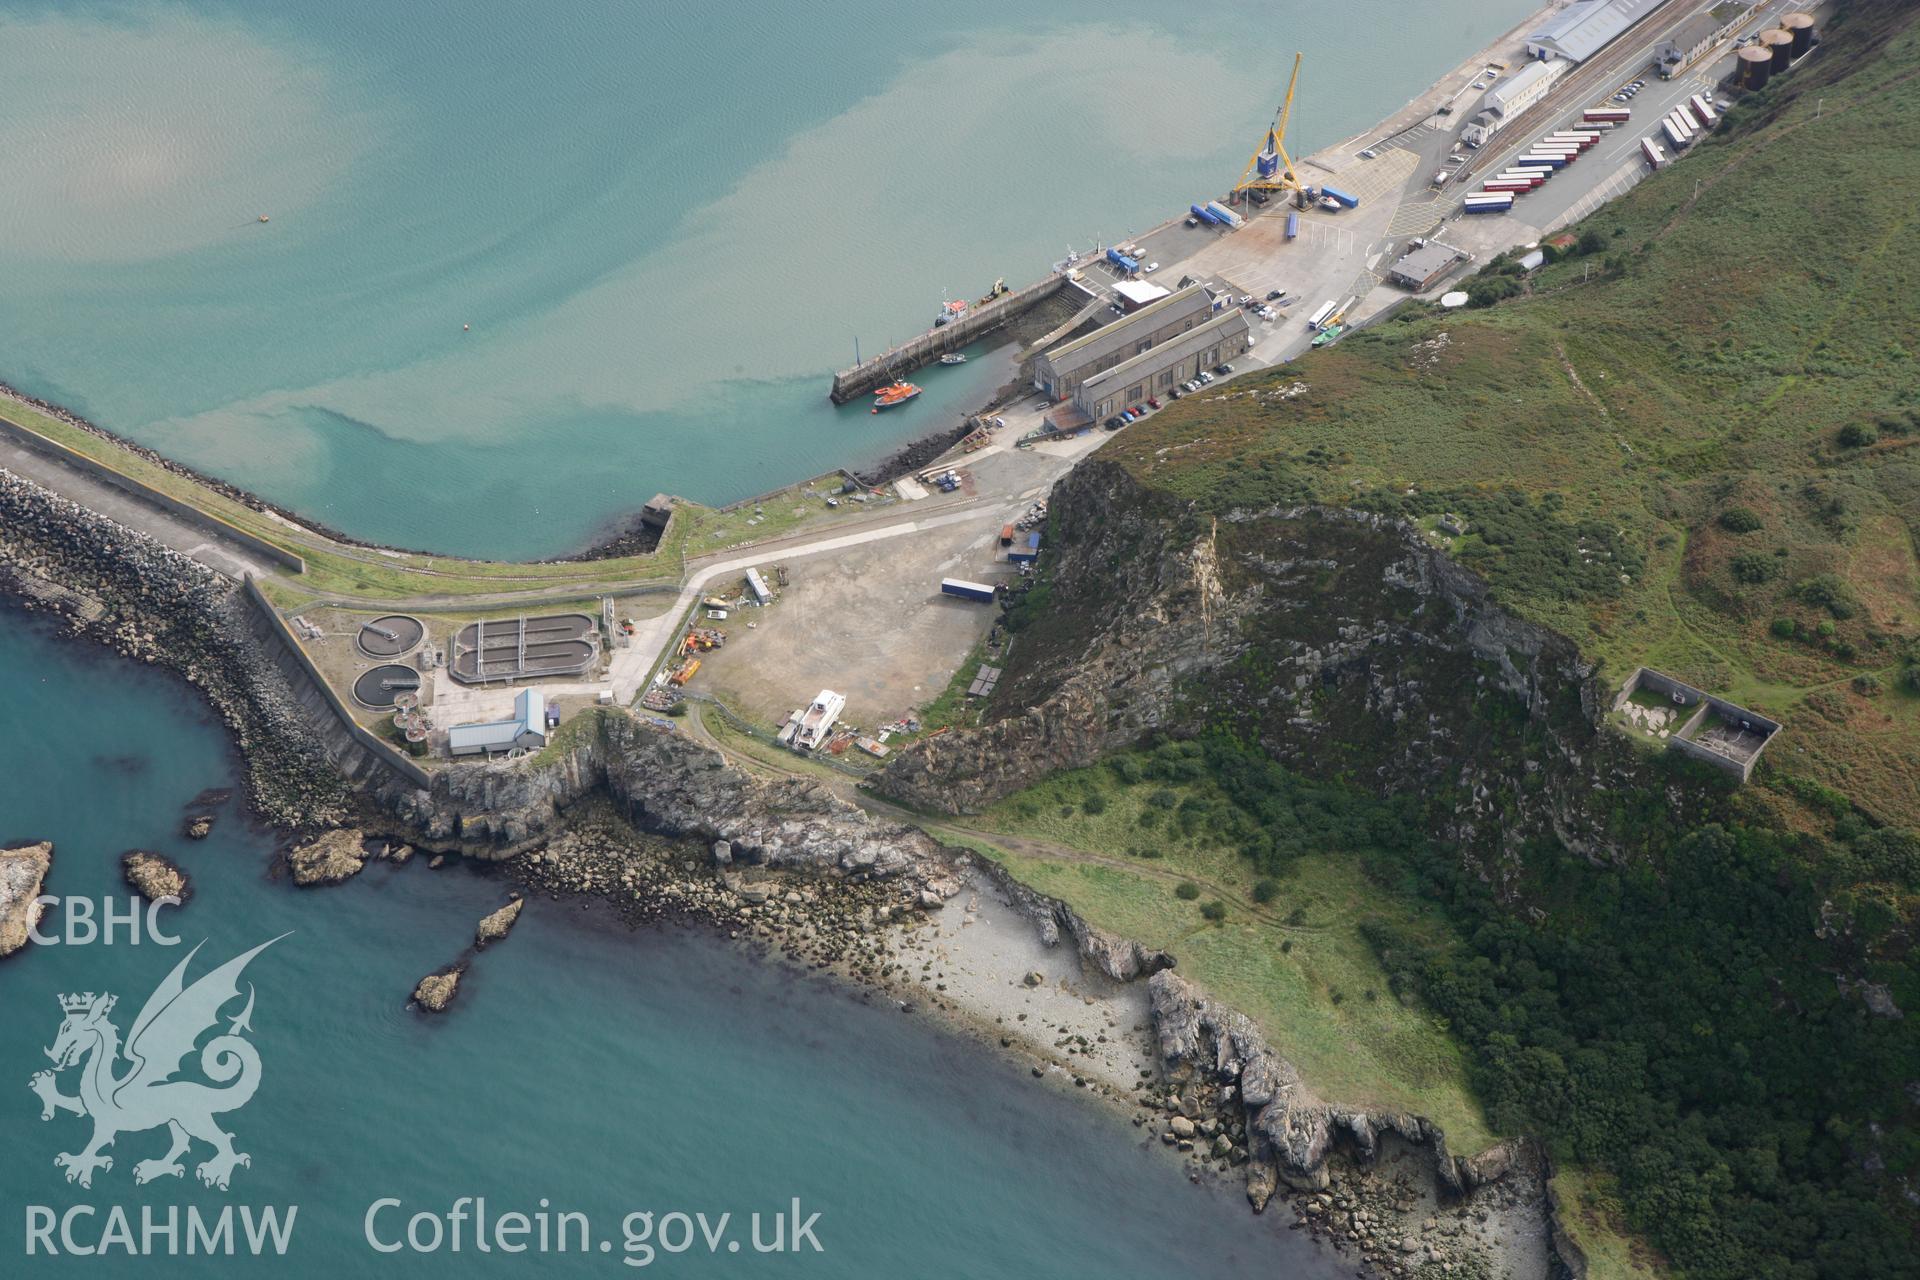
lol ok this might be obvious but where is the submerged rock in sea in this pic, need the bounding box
[121,850,192,903]
[413,965,464,1013]
[0,841,54,958]
[475,897,524,948]
[288,828,369,886]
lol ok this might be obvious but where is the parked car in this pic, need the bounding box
[1213,363,1234,376]
[1196,371,1214,384]
[1146,397,1160,410]
[1103,417,1124,431]
[1266,289,1285,301]
[1145,261,1159,273]
[1184,215,1199,228]
[1168,387,1182,400]
[1631,79,1645,89]
[1358,147,1377,160]
[1613,93,1629,102]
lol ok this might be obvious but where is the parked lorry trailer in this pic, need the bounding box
[1661,119,1689,151]
[1285,210,1300,239]
[1205,200,1245,229]
[1516,153,1570,170]
[1640,137,1668,169]
[1463,192,1515,214]
[941,578,998,604]
[1191,202,1224,226]
[1584,107,1632,124]
[1105,248,1140,273]
[1321,186,1360,209]
[1688,94,1718,128]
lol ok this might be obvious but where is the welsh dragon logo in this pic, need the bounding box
[28,936,285,1190]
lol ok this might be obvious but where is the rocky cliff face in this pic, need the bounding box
[879,459,1676,882]
[375,712,952,886]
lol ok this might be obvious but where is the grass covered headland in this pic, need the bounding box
[995,3,1920,1275]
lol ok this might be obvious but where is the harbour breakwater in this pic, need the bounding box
[828,274,1086,404]
[0,460,1548,1275]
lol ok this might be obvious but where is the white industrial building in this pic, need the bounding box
[447,688,548,757]
[1462,58,1568,147]
[1524,0,1666,63]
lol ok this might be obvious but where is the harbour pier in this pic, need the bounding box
[828,273,1090,404]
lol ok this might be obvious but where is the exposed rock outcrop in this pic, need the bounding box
[973,853,1173,982]
[0,841,53,958]
[121,850,191,903]
[877,460,1685,887]
[375,712,953,891]
[475,898,524,948]
[287,829,369,886]
[413,965,463,1013]
[1147,969,1507,1202]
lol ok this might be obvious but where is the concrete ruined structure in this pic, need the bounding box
[1611,667,1779,781]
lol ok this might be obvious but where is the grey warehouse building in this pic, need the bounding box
[1033,284,1215,402]
[1524,0,1664,62]
[1074,309,1252,420]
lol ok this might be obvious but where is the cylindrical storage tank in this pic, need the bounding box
[1760,28,1794,73]
[1781,13,1815,57]
[1738,47,1773,90]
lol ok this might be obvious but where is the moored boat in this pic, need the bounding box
[939,353,967,365]
[871,380,923,412]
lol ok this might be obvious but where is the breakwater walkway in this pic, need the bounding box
[829,274,1086,403]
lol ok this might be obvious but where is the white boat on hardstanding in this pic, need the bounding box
[793,689,847,750]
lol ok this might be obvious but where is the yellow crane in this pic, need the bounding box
[1233,52,1307,198]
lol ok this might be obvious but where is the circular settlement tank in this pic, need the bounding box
[353,663,423,709]
[1738,47,1773,91]
[1759,28,1794,73]
[1781,13,1814,57]
[355,614,426,659]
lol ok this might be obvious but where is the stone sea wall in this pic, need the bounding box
[0,470,349,829]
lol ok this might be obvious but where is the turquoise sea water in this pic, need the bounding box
[0,619,1353,1275]
[0,0,1536,558]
